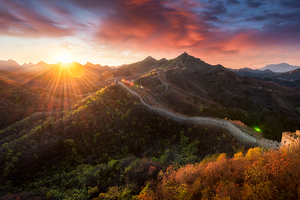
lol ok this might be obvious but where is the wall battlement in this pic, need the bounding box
[257,138,281,149]
[281,130,300,147]
[118,82,297,150]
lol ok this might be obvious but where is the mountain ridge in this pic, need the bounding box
[1,52,300,198]
[229,67,277,77]
[260,62,300,73]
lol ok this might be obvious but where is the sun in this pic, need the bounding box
[58,54,72,63]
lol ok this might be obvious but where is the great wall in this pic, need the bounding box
[281,130,300,147]
[117,81,290,149]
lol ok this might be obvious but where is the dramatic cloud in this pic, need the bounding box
[280,0,300,8]
[246,0,265,8]
[93,0,214,51]
[227,0,240,4]
[0,0,299,68]
[0,0,75,37]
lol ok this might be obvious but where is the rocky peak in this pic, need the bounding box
[143,56,156,62]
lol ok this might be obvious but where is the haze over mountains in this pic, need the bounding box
[231,63,300,87]
[0,59,21,71]
[1,58,299,73]
[1,53,299,137]
[1,53,300,133]
[229,68,276,77]
[0,53,300,199]
[1,0,300,197]
[260,63,300,73]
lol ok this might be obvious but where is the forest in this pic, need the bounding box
[0,84,246,199]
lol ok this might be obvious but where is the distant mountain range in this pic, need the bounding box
[133,52,300,139]
[259,63,300,73]
[0,59,21,71]
[1,52,300,198]
[229,68,276,77]
[273,68,300,80]
[1,59,298,75]
[229,64,300,87]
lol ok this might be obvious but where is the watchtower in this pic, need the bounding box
[281,130,300,147]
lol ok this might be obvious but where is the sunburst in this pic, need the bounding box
[58,54,72,64]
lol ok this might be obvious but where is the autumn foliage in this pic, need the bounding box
[139,146,300,200]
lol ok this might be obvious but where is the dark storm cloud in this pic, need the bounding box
[246,0,265,8]
[280,0,300,8]
[261,22,300,41]
[247,11,300,23]
[200,1,227,21]
[209,1,228,15]
[227,0,240,4]
[234,21,300,47]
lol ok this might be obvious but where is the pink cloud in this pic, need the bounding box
[0,0,74,37]
[93,0,214,52]
[0,0,299,69]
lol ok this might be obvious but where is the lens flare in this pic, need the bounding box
[254,127,261,132]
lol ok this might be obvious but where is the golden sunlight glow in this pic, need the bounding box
[67,63,85,78]
[58,54,72,63]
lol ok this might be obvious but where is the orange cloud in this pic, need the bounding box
[1,0,300,69]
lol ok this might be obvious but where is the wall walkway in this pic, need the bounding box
[118,82,280,149]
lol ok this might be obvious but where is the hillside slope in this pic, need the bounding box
[0,76,63,130]
[0,84,241,196]
[0,60,20,71]
[229,68,276,77]
[112,56,161,77]
[272,68,300,81]
[134,53,300,140]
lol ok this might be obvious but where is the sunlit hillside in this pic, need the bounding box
[137,146,300,200]
[0,76,63,130]
[0,84,244,198]
[0,53,300,199]
[1,0,300,199]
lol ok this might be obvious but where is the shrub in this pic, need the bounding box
[88,186,99,198]
[125,158,162,187]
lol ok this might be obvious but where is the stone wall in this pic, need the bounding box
[281,132,300,147]
[191,117,258,146]
[257,138,281,149]
[119,82,281,150]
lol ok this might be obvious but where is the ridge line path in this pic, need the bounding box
[157,71,169,96]
[117,81,281,149]
[158,70,208,98]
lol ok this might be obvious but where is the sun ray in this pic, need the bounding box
[58,54,72,64]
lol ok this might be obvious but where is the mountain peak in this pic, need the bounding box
[36,61,47,65]
[0,59,21,71]
[178,51,189,58]
[177,51,198,62]
[8,59,17,62]
[182,51,188,56]
[84,61,94,65]
[21,62,34,67]
[144,56,155,61]
[260,63,300,73]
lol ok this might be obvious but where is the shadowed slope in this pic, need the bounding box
[0,76,63,130]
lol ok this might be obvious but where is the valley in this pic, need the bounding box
[1,0,300,198]
[0,53,300,199]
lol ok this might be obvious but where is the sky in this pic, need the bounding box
[0,0,300,69]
